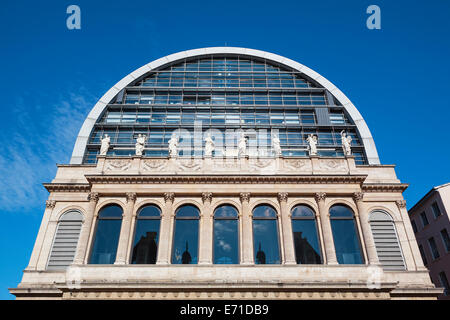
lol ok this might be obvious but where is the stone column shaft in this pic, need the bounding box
[278,193,296,265]
[198,192,213,264]
[157,193,175,264]
[315,193,338,265]
[73,192,99,265]
[240,193,254,264]
[353,192,379,265]
[115,192,137,264]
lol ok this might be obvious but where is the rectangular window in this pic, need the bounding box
[439,272,449,296]
[420,212,429,227]
[411,220,418,233]
[440,229,450,252]
[428,237,440,260]
[431,202,442,218]
[419,244,428,265]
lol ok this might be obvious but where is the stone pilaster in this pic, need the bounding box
[157,192,175,264]
[353,192,379,265]
[73,192,99,265]
[240,192,254,265]
[198,192,213,265]
[396,200,426,271]
[315,192,338,265]
[278,192,296,265]
[115,192,137,264]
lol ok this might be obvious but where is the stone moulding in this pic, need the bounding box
[43,183,90,193]
[362,183,409,193]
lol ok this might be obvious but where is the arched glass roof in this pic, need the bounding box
[71,47,380,165]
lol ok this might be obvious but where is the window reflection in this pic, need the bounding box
[252,205,280,264]
[214,205,239,264]
[291,205,322,264]
[131,205,161,264]
[172,205,199,264]
[329,205,364,264]
[89,205,123,264]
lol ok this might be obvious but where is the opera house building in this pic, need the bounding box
[10,47,442,300]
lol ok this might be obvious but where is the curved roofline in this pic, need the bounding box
[70,47,380,165]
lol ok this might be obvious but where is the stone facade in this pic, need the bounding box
[10,155,442,299]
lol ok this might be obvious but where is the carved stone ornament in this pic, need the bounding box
[277,192,289,203]
[202,192,213,204]
[142,159,167,171]
[45,200,56,209]
[126,192,137,203]
[353,192,364,202]
[319,159,347,172]
[177,158,202,171]
[87,192,99,203]
[396,200,407,209]
[314,192,326,203]
[239,192,251,203]
[105,159,132,172]
[164,192,175,203]
[284,159,311,171]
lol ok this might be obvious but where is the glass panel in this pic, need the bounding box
[292,219,322,264]
[99,205,123,218]
[291,205,315,218]
[253,219,280,264]
[139,205,161,217]
[172,219,198,264]
[329,205,354,218]
[131,219,160,264]
[213,219,239,264]
[252,205,277,218]
[214,205,238,218]
[330,219,363,264]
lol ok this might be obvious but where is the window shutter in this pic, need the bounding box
[370,211,405,271]
[47,211,83,270]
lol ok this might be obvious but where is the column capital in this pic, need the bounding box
[277,192,289,203]
[353,192,364,203]
[164,192,175,204]
[87,192,99,203]
[45,200,56,209]
[126,192,137,203]
[314,192,326,203]
[396,200,407,209]
[239,192,251,203]
[201,192,213,204]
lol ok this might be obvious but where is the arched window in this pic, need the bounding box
[369,210,405,270]
[172,205,199,264]
[252,205,280,264]
[47,210,83,270]
[213,205,239,264]
[89,204,123,264]
[131,205,161,264]
[291,205,322,264]
[329,204,364,264]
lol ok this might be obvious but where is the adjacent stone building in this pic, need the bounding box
[10,47,441,299]
[408,183,450,300]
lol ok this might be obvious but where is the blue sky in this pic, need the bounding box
[0,0,449,299]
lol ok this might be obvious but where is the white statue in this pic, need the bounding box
[272,134,281,157]
[100,134,110,156]
[204,133,215,157]
[306,134,318,156]
[168,135,178,158]
[238,132,247,157]
[135,134,146,156]
[341,130,352,156]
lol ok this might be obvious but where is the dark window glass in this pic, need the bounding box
[214,205,239,264]
[411,220,418,233]
[428,237,440,260]
[439,272,449,296]
[291,205,322,264]
[89,205,123,264]
[131,205,161,264]
[172,205,199,264]
[330,205,364,264]
[420,212,429,227]
[419,244,428,265]
[252,205,280,264]
[441,229,450,252]
[432,202,442,218]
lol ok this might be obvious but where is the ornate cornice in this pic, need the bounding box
[362,183,408,193]
[44,183,90,193]
[85,175,367,185]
